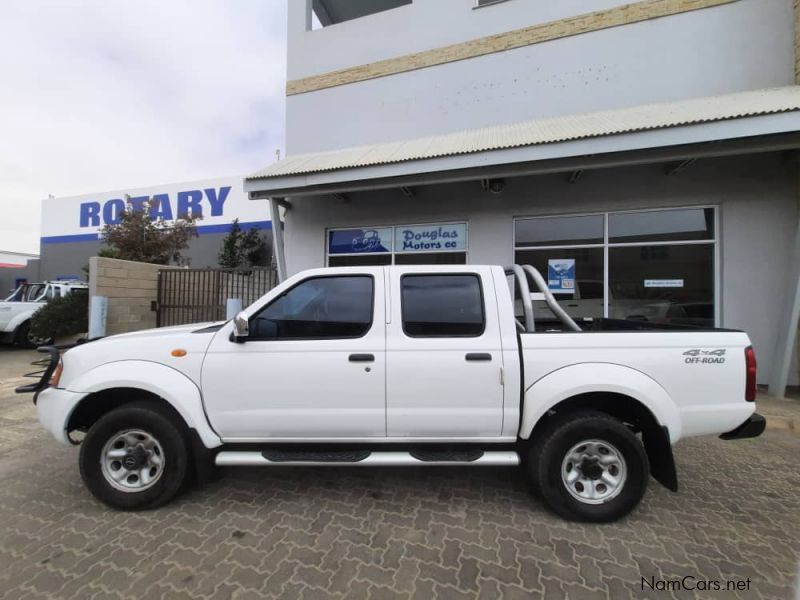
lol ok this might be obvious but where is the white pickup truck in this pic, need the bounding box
[18,265,764,522]
[1,281,88,347]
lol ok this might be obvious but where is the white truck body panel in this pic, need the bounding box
[519,330,752,442]
[35,265,754,451]
[385,266,506,438]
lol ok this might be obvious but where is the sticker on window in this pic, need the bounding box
[548,259,576,294]
[644,279,684,288]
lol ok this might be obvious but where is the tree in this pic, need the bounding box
[217,219,244,268]
[30,290,89,341]
[217,219,269,268]
[100,199,198,265]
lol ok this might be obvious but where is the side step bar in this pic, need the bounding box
[215,450,520,467]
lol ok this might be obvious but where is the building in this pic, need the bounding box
[31,176,273,285]
[0,250,40,297]
[244,0,800,394]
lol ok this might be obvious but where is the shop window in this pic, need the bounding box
[401,274,484,337]
[514,208,717,327]
[327,223,467,266]
[515,247,604,321]
[515,214,603,247]
[609,208,714,243]
[609,245,714,327]
[329,254,392,267]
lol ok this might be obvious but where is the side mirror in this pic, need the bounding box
[233,311,249,341]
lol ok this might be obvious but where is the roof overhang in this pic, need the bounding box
[246,87,800,198]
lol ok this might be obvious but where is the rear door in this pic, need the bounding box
[386,266,505,437]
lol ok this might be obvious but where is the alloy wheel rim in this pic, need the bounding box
[561,439,627,504]
[100,429,165,492]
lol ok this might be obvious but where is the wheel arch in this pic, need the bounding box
[520,363,681,442]
[64,361,222,449]
[520,363,681,492]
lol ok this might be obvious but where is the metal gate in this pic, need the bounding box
[155,267,278,327]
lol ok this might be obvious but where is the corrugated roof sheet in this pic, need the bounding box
[247,87,800,181]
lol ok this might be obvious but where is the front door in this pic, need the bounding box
[386,267,505,438]
[201,270,386,440]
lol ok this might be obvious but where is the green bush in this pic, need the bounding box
[29,291,89,341]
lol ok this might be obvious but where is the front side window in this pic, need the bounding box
[401,274,484,337]
[250,276,373,340]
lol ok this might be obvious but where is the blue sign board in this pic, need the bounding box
[328,228,393,255]
[548,259,576,294]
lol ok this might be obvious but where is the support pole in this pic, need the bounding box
[768,172,800,397]
[269,197,287,282]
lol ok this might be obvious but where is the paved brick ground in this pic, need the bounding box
[0,375,798,599]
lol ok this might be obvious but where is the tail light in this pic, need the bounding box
[744,346,757,402]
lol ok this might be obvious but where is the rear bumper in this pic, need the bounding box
[719,413,766,440]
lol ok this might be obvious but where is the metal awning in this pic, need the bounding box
[246,87,800,195]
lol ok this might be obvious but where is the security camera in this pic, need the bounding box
[481,178,506,194]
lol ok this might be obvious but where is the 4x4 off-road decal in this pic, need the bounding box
[683,349,726,364]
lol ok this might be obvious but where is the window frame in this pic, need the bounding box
[247,274,376,342]
[513,206,720,326]
[400,272,487,339]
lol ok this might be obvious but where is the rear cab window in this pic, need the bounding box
[401,274,485,337]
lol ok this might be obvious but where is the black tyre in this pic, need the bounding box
[528,411,649,522]
[79,401,192,510]
[15,321,52,349]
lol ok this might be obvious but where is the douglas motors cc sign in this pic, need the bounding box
[328,223,467,256]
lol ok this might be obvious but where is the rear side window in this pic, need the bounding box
[250,275,374,340]
[401,274,485,337]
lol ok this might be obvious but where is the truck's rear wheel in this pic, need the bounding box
[529,411,649,522]
[79,402,191,510]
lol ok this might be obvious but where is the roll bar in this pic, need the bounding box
[504,264,582,333]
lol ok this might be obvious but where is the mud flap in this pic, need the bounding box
[642,424,678,492]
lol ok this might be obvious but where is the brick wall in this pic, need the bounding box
[88,257,179,336]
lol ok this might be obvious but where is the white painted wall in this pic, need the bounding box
[286,0,794,154]
[279,154,798,385]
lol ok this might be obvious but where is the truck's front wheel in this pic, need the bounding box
[529,411,649,522]
[15,321,52,349]
[79,402,191,510]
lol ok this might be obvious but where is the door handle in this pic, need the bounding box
[349,353,375,362]
[465,353,492,362]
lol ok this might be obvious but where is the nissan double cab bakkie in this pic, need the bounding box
[1,281,88,348]
[19,264,764,522]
